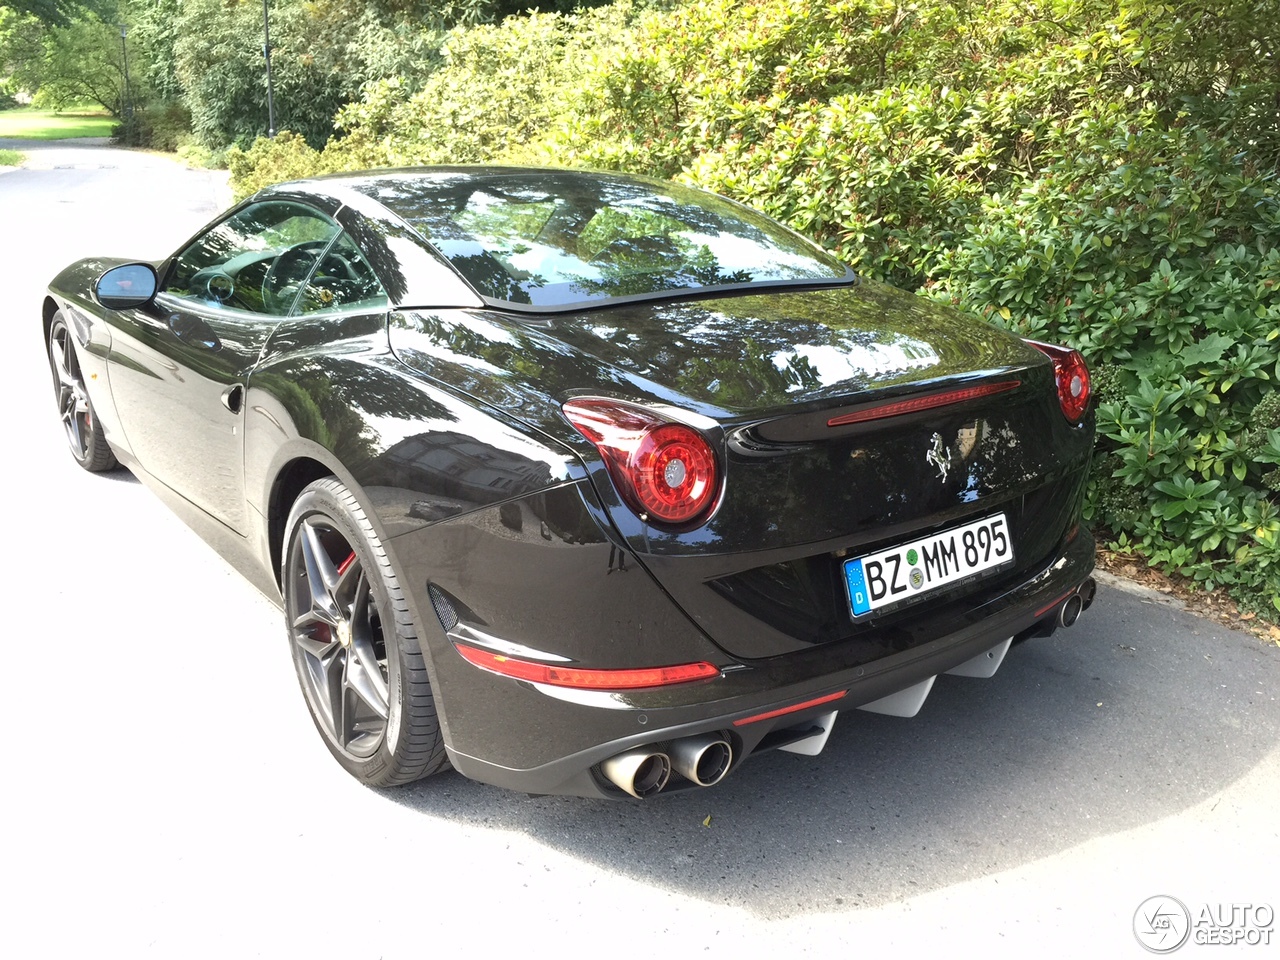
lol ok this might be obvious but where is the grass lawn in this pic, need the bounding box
[0,107,116,140]
[0,148,22,166]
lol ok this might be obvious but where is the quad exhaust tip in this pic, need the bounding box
[600,749,671,798]
[1078,577,1097,610]
[669,735,733,787]
[601,734,734,796]
[1059,593,1083,627]
[1059,577,1097,628]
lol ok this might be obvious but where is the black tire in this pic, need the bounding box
[47,311,117,472]
[283,478,447,786]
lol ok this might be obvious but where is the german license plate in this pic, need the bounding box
[843,513,1013,618]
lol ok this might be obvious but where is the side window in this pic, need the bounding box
[295,231,389,315]
[165,201,339,316]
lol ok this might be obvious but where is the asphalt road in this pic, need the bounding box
[3,142,1277,958]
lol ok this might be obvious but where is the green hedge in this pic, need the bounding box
[933,110,1280,612]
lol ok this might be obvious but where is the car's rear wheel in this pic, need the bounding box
[283,478,447,786]
[47,312,117,472]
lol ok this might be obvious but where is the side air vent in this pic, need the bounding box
[428,583,459,631]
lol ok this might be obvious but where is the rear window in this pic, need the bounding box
[351,171,851,309]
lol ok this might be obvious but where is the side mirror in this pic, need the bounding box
[94,263,158,310]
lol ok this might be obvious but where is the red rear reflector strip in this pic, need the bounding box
[827,381,1021,427]
[732,690,847,727]
[454,643,720,690]
[1034,590,1076,618]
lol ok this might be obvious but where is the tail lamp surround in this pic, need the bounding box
[1026,339,1091,423]
[563,397,720,527]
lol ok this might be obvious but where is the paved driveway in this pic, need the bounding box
[3,144,1276,958]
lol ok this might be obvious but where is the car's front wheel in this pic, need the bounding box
[283,478,447,786]
[47,311,117,472]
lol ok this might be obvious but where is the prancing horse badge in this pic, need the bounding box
[926,432,950,482]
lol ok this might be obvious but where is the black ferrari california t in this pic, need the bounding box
[44,167,1096,798]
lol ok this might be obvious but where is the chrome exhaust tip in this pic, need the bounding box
[1078,577,1097,611]
[669,735,733,787]
[600,749,671,798]
[1059,592,1084,628]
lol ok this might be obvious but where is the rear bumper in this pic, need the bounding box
[435,527,1096,799]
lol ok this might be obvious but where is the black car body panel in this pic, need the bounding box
[42,166,1096,799]
[386,284,1090,660]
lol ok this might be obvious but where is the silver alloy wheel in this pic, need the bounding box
[287,515,391,759]
[48,318,91,461]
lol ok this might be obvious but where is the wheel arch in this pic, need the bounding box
[267,455,338,589]
[41,296,60,343]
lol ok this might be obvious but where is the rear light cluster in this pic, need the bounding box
[563,397,720,526]
[1026,339,1091,423]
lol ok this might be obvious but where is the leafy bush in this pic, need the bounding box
[170,0,452,150]
[226,131,323,196]
[679,64,1118,291]
[175,136,227,170]
[536,0,1151,290]
[328,6,630,167]
[934,110,1280,615]
[118,101,191,150]
[342,2,642,165]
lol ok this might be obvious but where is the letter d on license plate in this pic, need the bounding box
[843,513,1013,618]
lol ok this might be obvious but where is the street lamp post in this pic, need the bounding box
[261,0,277,138]
[119,25,133,143]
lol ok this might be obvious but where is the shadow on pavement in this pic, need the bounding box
[388,585,1280,917]
[100,466,141,484]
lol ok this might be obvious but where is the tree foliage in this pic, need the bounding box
[0,6,45,98]
[1,3,142,116]
[4,0,587,143]
[1123,0,1280,162]
[169,0,346,148]
[227,1,640,194]
[0,0,91,28]
[30,16,135,115]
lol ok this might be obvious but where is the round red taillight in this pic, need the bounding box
[632,423,719,523]
[1026,339,1091,423]
[563,398,720,526]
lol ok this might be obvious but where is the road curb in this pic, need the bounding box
[1093,569,1187,609]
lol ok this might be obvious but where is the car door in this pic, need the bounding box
[107,200,341,533]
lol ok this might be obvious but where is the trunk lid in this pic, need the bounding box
[390,279,1041,435]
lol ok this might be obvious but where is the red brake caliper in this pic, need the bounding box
[337,552,356,576]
